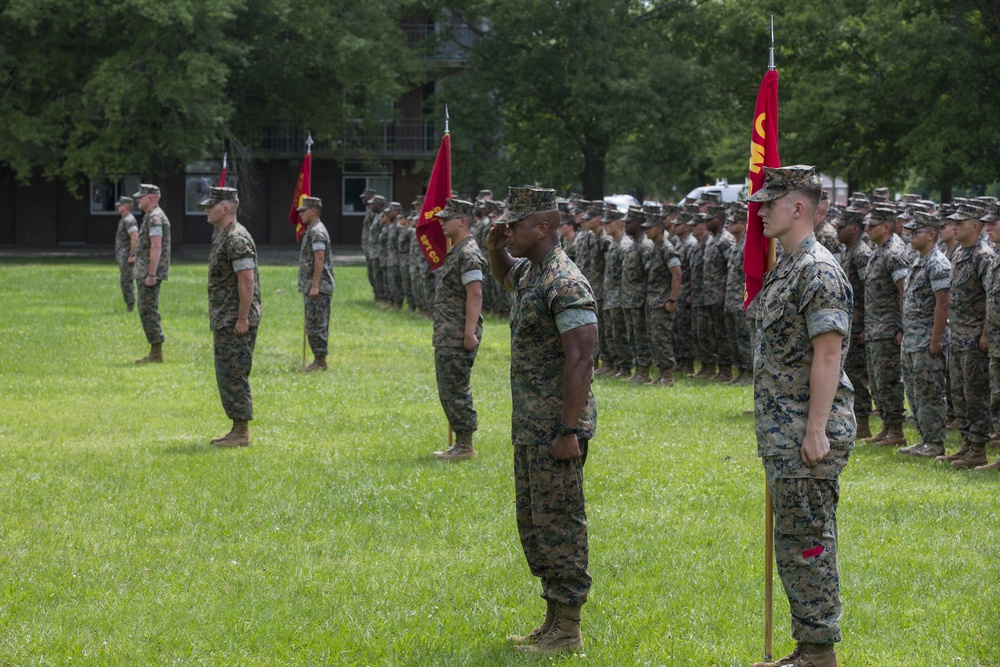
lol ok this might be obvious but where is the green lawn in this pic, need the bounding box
[0,259,996,666]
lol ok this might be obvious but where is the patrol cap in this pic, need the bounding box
[698,191,722,205]
[132,183,160,198]
[477,189,493,199]
[434,198,475,219]
[747,165,821,202]
[643,204,661,218]
[836,209,866,227]
[411,195,425,208]
[388,201,402,210]
[625,207,647,225]
[903,211,941,231]
[199,186,239,208]
[116,196,133,206]
[662,204,680,216]
[902,193,921,203]
[296,195,322,211]
[867,207,898,225]
[370,194,386,206]
[729,205,748,224]
[872,186,890,202]
[497,186,557,224]
[361,188,376,200]
[601,207,625,224]
[947,204,986,221]
[980,200,1000,223]
[699,204,724,221]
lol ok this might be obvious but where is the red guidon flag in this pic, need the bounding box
[288,150,312,243]
[416,132,451,269]
[743,69,780,309]
[218,152,228,187]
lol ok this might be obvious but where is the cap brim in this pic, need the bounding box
[496,209,532,225]
[746,188,784,203]
[198,197,218,208]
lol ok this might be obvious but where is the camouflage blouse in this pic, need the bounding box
[602,234,632,309]
[432,236,486,347]
[134,206,171,281]
[297,221,335,295]
[949,236,996,350]
[645,238,681,309]
[724,235,746,313]
[620,236,653,308]
[901,247,951,352]
[863,233,909,340]
[115,212,138,261]
[208,221,262,330]
[701,229,735,306]
[508,245,598,446]
[986,253,1000,358]
[754,235,855,465]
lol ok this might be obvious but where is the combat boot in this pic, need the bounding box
[713,366,733,383]
[897,439,923,455]
[628,366,651,384]
[876,424,907,447]
[951,443,988,468]
[730,368,752,385]
[507,600,554,645]
[910,442,946,458]
[937,440,972,463]
[751,642,803,667]
[516,603,582,655]
[300,356,328,372]
[434,432,475,460]
[975,457,1000,471]
[859,424,888,444]
[135,343,163,364]
[855,414,872,440]
[676,359,693,375]
[594,364,616,377]
[694,362,716,379]
[212,420,250,448]
[653,369,675,386]
[614,367,633,380]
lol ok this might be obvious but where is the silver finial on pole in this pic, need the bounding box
[768,16,775,71]
[445,105,450,135]
[306,131,314,154]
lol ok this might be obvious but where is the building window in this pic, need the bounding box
[343,162,392,215]
[185,161,237,215]
[90,175,142,215]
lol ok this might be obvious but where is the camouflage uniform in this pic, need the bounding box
[621,233,654,370]
[690,234,711,366]
[433,236,487,435]
[863,233,909,427]
[603,232,633,372]
[674,233,697,365]
[386,219,403,307]
[838,233,874,421]
[755,235,854,646]
[208,221,262,421]
[577,227,612,367]
[724,234,752,373]
[115,209,138,307]
[702,227,735,370]
[986,252,1000,437]
[646,236,681,371]
[398,222,415,310]
[901,246,951,444]
[409,227,429,312]
[298,220,335,357]
[134,205,171,345]
[815,220,842,261]
[367,216,385,301]
[507,245,597,607]
[361,206,376,290]
[949,235,995,444]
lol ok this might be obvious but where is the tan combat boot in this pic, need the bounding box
[855,414,872,440]
[434,432,475,460]
[628,366,651,384]
[876,424,907,447]
[594,364,616,377]
[212,420,250,448]
[713,366,733,383]
[975,457,1000,471]
[135,342,163,364]
[300,356,328,372]
[860,424,889,444]
[614,367,633,380]
[937,440,972,462]
[694,362,716,379]
[910,442,946,458]
[951,443,988,468]
[751,642,803,667]
[730,368,753,385]
[653,369,675,386]
[516,603,582,655]
[507,600,554,645]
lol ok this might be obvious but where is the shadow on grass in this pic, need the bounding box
[159,441,222,456]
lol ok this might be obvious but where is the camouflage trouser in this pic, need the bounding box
[708,305,732,367]
[481,257,495,313]
[606,307,631,371]
[387,264,403,306]
[596,302,612,367]
[901,349,948,443]
[674,298,694,362]
[304,293,331,357]
[991,356,1000,436]
[764,456,846,645]
[747,310,757,366]
[434,345,478,434]
[844,336,871,418]
[646,306,676,370]
[493,278,512,315]
[725,310,752,371]
[400,259,414,309]
[624,307,652,368]
[693,306,717,365]
[371,260,385,301]
[118,259,135,307]
[423,271,437,312]
[213,326,257,421]
[409,266,425,311]
[950,347,991,443]
[136,280,164,344]
[366,257,376,292]
[515,440,591,607]
[865,338,904,426]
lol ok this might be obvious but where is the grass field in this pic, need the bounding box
[0,259,996,666]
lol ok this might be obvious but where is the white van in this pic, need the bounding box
[680,179,747,205]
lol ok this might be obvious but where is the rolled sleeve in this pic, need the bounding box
[555,308,598,333]
[148,225,164,237]
[232,258,256,272]
[460,269,484,285]
[806,308,850,339]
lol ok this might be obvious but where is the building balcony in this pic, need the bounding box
[256,121,439,158]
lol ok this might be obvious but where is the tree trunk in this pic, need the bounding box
[580,136,609,200]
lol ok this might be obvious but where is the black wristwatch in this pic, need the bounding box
[558,422,578,436]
